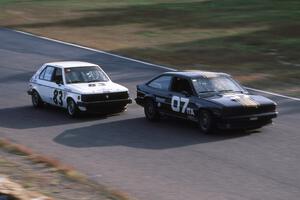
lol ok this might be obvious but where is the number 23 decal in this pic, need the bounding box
[171,96,189,113]
[53,89,63,106]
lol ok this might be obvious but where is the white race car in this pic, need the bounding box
[27,61,132,117]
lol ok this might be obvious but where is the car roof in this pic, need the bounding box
[163,70,230,78]
[44,61,99,68]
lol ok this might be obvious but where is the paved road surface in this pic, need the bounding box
[0,28,300,200]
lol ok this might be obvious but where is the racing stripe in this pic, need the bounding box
[235,95,259,107]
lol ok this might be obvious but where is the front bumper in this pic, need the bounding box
[216,111,278,130]
[77,98,132,113]
[135,97,144,106]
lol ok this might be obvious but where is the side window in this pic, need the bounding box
[52,68,63,84]
[39,67,47,80]
[148,76,172,91]
[171,77,193,95]
[39,66,55,81]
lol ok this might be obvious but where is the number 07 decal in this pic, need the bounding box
[171,96,189,113]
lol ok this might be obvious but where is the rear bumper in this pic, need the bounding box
[217,111,278,130]
[77,99,132,113]
[27,90,33,95]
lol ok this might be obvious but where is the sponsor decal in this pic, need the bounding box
[186,107,195,116]
[171,96,189,113]
[171,96,194,115]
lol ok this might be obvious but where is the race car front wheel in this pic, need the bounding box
[198,110,214,134]
[67,99,79,117]
[31,90,43,108]
[144,99,160,121]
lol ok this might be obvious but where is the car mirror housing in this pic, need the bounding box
[56,80,63,85]
[182,90,191,97]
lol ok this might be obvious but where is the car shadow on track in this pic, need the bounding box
[0,105,121,129]
[54,117,256,150]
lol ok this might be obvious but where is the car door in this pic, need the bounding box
[37,65,55,104]
[37,66,65,106]
[51,67,65,107]
[168,76,197,119]
[146,75,172,114]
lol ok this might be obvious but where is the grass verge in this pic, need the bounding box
[0,0,299,97]
[0,138,131,200]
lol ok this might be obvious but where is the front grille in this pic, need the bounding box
[82,91,129,102]
[224,104,276,117]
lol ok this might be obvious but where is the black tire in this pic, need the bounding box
[144,99,160,121]
[31,90,43,108]
[67,99,79,117]
[198,110,214,134]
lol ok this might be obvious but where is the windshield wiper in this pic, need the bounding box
[69,80,82,83]
[198,91,216,93]
[219,90,244,94]
[88,80,104,83]
[219,89,234,93]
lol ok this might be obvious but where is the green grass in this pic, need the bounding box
[0,0,299,96]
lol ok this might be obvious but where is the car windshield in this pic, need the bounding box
[192,75,245,95]
[65,66,109,84]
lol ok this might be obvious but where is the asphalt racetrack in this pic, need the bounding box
[0,28,300,200]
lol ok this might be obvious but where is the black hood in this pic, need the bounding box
[207,93,276,108]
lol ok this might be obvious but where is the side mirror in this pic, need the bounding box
[56,80,63,85]
[182,90,191,97]
[55,76,63,85]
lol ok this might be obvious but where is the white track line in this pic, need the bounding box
[13,30,174,71]
[13,29,300,102]
[245,87,300,101]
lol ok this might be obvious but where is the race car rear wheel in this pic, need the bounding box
[31,90,43,108]
[144,99,160,121]
[67,99,79,117]
[198,110,214,134]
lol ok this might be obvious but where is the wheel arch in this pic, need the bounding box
[30,87,43,101]
[31,88,39,94]
[66,96,75,103]
[197,107,212,117]
[198,108,215,133]
[30,83,41,94]
[144,94,156,102]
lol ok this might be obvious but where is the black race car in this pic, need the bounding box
[135,71,277,133]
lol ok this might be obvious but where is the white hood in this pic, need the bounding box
[66,81,128,94]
